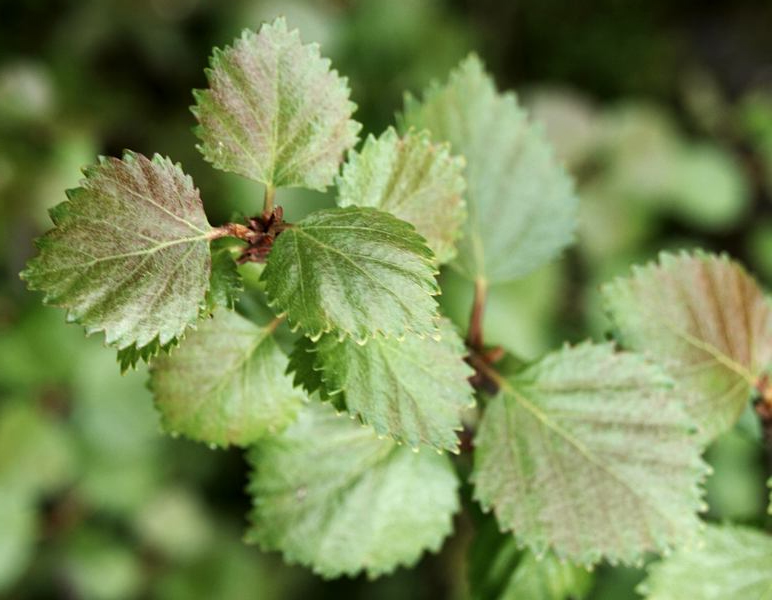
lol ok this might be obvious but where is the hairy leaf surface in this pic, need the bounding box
[472,342,706,565]
[193,18,360,190]
[638,524,772,600]
[261,206,439,341]
[246,403,459,578]
[150,309,305,447]
[603,251,772,441]
[314,319,474,451]
[22,152,212,350]
[337,127,466,263]
[400,55,577,283]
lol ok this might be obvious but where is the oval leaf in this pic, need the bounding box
[22,152,212,350]
[246,403,459,579]
[472,342,707,565]
[602,250,772,442]
[400,55,577,284]
[150,309,305,447]
[337,127,466,263]
[261,206,440,342]
[311,318,474,451]
[193,18,361,190]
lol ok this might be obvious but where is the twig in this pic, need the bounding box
[467,277,487,351]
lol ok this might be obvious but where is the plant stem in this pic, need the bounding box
[208,222,253,241]
[754,376,772,478]
[467,277,488,350]
[263,184,276,217]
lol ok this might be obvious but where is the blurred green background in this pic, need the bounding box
[2,0,772,598]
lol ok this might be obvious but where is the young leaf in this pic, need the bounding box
[204,247,243,312]
[192,18,361,190]
[21,152,212,351]
[261,206,440,342]
[602,251,772,442]
[638,524,772,600]
[472,342,707,565]
[286,335,324,396]
[313,318,474,451]
[400,55,577,284]
[149,309,305,447]
[246,403,459,579]
[337,127,466,263]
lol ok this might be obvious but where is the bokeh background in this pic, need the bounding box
[2,1,772,598]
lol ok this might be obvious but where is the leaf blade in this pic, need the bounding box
[314,318,475,451]
[22,152,212,351]
[638,524,772,600]
[193,18,360,190]
[400,55,577,283]
[149,309,305,447]
[602,250,772,441]
[337,127,466,263]
[261,206,440,341]
[472,342,707,565]
[246,403,459,578]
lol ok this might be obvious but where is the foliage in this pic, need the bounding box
[9,6,772,599]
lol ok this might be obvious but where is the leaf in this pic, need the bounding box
[21,152,212,351]
[399,55,577,284]
[205,246,243,312]
[246,403,459,579]
[286,335,325,397]
[768,477,772,515]
[337,127,466,263]
[261,206,440,342]
[468,517,593,600]
[638,524,772,600]
[192,18,360,190]
[602,250,772,442]
[313,318,474,451]
[149,308,306,447]
[472,342,707,565]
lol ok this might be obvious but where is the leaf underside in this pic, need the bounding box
[312,318,475,451]
[150,309,305,447]
[22,151,212,351]
[602,250,772,442]
[246,403,459,579]
[193,17,361,190]
[638,524,772,600]
[337,127,466,264]
[472,342,707,565]
[261,206,440,342]
[399,54,577,284]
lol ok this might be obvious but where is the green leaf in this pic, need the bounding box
[193,18,360,190]
[638,524,772,600]
[400,55,577,284]
[261,206,440,342]
[313,318,474,451]
[286,335,325,396]
[149,309,306,447]
[21,151,212,351]
[205,246,243,312]
[602,250,772,442]
[246,403,459,579]
[768,477,772,515]
[116,338,178,373]
[472,342,707,565]
[468,517,593,600]
[337,127,466,263]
